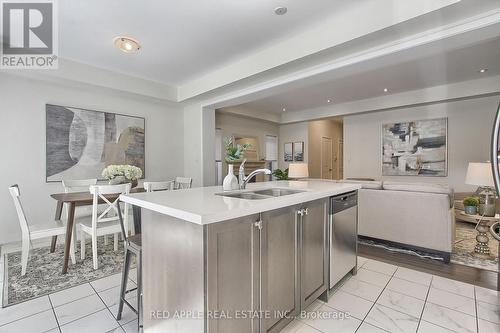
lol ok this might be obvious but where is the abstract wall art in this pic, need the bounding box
[46,104,145,182]
[293,141,304,161]
[382,118,447,177]
[284,142,293,162]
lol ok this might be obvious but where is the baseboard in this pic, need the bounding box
[359,235,451,263]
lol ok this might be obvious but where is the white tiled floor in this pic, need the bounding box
[285,257,499,333]
[0,257,499,333]
[0,271,138,333]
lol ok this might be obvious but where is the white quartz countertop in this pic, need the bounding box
[119,180,361,225]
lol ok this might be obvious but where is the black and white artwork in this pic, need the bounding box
[284,142,293,162]
[293,141,304,161]
[46,104,145,182]
[382,118,447,176]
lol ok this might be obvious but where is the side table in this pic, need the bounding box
[460,212,500,256]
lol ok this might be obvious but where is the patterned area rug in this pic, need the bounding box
[3,237,131,307]
[451,221,499,272]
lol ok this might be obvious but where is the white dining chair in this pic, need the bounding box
[174,177,192,190]
[62,178,98,248]
[9,184,73,276]
[80,184,130,270]
[144,181,174,192]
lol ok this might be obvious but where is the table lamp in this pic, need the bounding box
[465,162,496,217]
[288,163,309,179]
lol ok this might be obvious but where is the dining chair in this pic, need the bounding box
[144,180,174,192]
[62,179,98,253]
[174,177,193,190]
[79,183,130,270]
[116,200,142,331]
[9,184,71,276]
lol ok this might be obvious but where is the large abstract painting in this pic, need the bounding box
[382,118,447,177]
[46,104,145,182]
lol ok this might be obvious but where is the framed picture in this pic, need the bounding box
[382,118,447,177]
[293,141,304,161]
[46,104,145,182]
[284,142,293,162]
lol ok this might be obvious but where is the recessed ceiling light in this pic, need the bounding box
[282,107,286,112]
[274,7,288,15]
[327,99,332,103]
[383,88,389,93]
[478,68,488,73]
[113,36,141,53]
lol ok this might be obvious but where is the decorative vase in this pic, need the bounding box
[464,206,477,215]
[223,164,239,191]
[109,176,127,185]
[108,176,138,188]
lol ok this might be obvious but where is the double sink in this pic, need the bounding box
[216,188,305,200]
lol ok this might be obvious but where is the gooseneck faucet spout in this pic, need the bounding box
[239,158,272,189]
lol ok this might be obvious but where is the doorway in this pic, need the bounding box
[308,117,343,180]
[321,137,333,179]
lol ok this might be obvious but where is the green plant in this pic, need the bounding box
[272,168,289,180]
[224,137,251,163]
[463,197,480,207]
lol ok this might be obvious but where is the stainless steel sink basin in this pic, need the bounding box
[253,188,305,197]
[216,188,305,200]
[216,192,270,200]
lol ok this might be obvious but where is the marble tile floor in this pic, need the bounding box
[0,257,498,333]
[0,269,138,333]
[283,257,499,333]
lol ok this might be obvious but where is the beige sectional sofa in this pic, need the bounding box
[339,180,455,261]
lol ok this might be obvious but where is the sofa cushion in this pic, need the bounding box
[383,181,451,195]
[339,179,383,190]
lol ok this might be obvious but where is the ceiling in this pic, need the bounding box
[223,37,500,114]
[58,0,361,86]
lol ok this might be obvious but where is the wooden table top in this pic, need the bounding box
[51,187,145,203]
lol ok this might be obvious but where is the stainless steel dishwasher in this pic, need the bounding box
[329,191,358,289]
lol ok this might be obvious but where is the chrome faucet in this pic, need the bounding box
[239,159,272,189]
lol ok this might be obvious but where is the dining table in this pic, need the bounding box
[50,187,145,274]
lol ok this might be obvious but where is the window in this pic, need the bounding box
[265,135,278,161]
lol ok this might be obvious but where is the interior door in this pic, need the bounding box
[321,137,333,179]
[338,140,344,179]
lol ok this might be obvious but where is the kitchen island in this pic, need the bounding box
[120,180,361,333]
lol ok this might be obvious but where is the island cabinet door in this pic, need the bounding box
[300,198,328,309]
[261,206,300,333]
[206,214,261,333]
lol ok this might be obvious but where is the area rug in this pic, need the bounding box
[451,221,499,272]
[2,237,132,307]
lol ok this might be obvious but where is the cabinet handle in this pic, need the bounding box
[297,208,308,216]
[254,220,263,230]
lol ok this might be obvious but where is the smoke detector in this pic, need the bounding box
[274,7,288,15]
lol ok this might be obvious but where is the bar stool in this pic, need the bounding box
[116,201,142,331]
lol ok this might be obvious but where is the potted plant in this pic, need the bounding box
[102,165,143,188]
[272,168,289,180]
[463,196,480,215]
[223,137,251,191]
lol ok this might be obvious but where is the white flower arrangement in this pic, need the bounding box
[102,165,143,181]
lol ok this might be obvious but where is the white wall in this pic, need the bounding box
[343,95,499,192]
[278,122,309,170]
[0,74,184,245]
